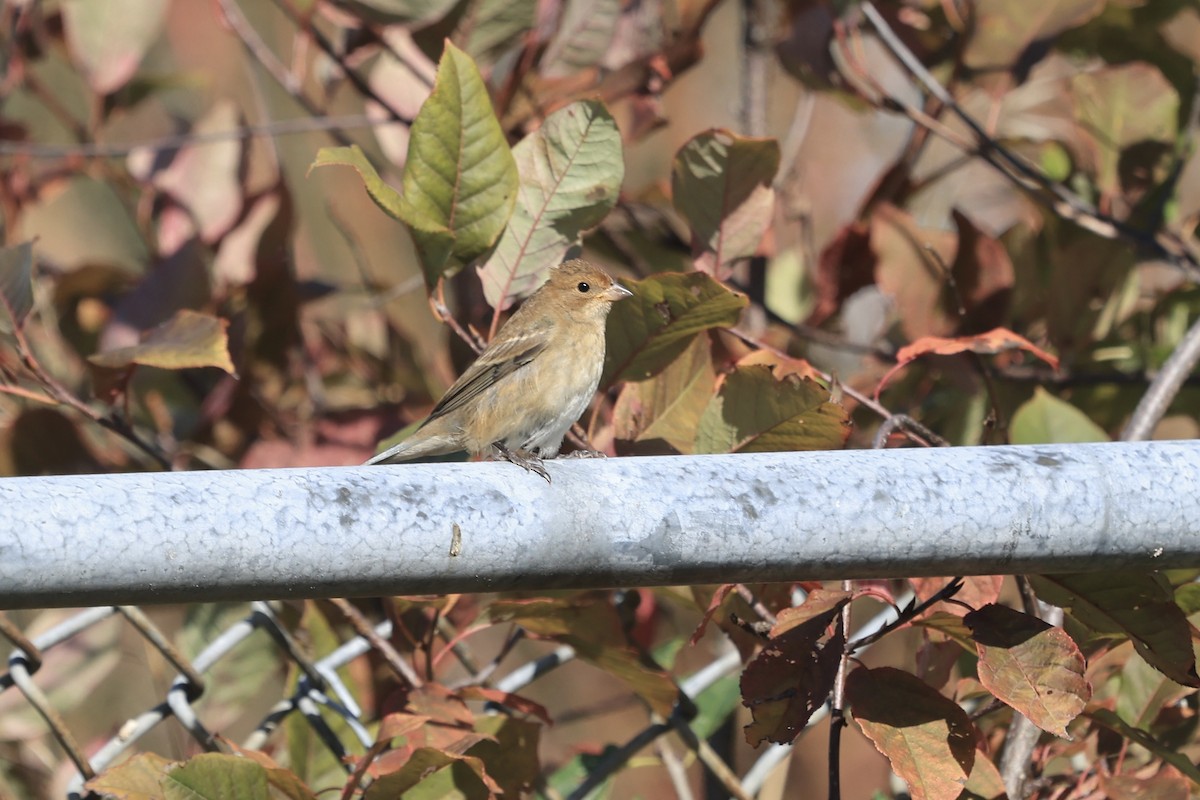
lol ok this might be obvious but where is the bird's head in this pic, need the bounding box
[541,259,633,320]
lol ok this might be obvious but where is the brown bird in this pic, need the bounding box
[367,259,632,481]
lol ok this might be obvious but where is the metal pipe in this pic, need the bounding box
[1,441,1197,608]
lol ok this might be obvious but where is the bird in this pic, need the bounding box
[366,259,633,481]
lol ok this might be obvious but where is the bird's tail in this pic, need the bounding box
[364,426,458,465]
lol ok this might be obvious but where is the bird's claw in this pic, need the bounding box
[491,443,552,483]
[562,449,606,459]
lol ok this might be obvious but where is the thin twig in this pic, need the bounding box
[858,2,1200,281]
[270,0,413,125]
[828,580,853,800]
[847,577,964,652]
[1121,313,1200,441]
[330,598,423,688]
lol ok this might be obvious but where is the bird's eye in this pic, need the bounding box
[577,282,590,293]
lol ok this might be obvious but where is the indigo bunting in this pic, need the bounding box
[367,259,632,481]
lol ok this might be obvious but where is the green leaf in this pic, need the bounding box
[540,0,622,78]
[1071,63,1179,197]
[964,603,1090,738]
[61,0,169,94]
[672,129,780,277]
[1010,388,1110,444]
[847,666,976,800]
[88,310,237,375]
[694,365,850,454]
[460,0,537,67]
[400,41,518,286]
[0,241,34,334]
[1029,573,1200,688]
[85,751,175,797]
[488,595,679,717]
[962,0,1104,70]
[330,0,457,24]
[163,753,271,800]
[1087,708,1200,785]
[476,100,623,310]
[308,144,405,222]
[603,271,747,384]
[613,333,715,454]
[18,176,149,274]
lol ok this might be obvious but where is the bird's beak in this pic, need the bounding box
[605,284,633,301]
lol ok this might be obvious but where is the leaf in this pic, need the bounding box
[460,0,537,67]
[85,751,175,798]
[488,595,678,716]
[1103,767,1191,800]
[1116,650,1191,732]
[1029,573,1200,688]
[0,241,34,334]
[1070,63,1179,198]
[152,101,244,242]
[741,590,851,746]
[88,310,237,400]
[466,715,541,796]
[1087,708,1200,785]
[694,364,851,454]
[871,203,959,339]
[400,41,518,286]
[61,0,169,94]
[1010,388,1110,444]
[18,177,149,274]
[476,100,623,311]
[540,0,622,78]
[672,129,780,277]
[613,333,715,455]
[89,310,236,374]
[163,753,271,800]
[875,327,1059,400]
[363,748,499,799]
[846,666,976,800]
[332,0,458,25]
[960,749,1008,800]
[964,603,1090,738]
[308,145,405,221]
[603,271,747,384]
[962,0,1105,71]
[808,219,874,326]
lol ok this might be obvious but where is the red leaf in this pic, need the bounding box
[846,666,976,800]
[875,327,1059,400]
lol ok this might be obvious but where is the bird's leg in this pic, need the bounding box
[491,442,551,483]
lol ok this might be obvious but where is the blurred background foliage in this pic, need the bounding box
[4,0,1200,797]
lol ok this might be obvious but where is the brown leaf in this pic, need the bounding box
[965,603,1090,737]
[949,209,1015,334]
[741,590,851,746]
[846,666,976,800]
[874,327,1058,400]
[807,219,874,326]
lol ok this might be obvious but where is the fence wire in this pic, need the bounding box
[0,591,909,799]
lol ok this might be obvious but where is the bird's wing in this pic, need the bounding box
[422,323,551,423]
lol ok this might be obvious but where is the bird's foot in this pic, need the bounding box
[562,449,606,459]
[491,443,551,483]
